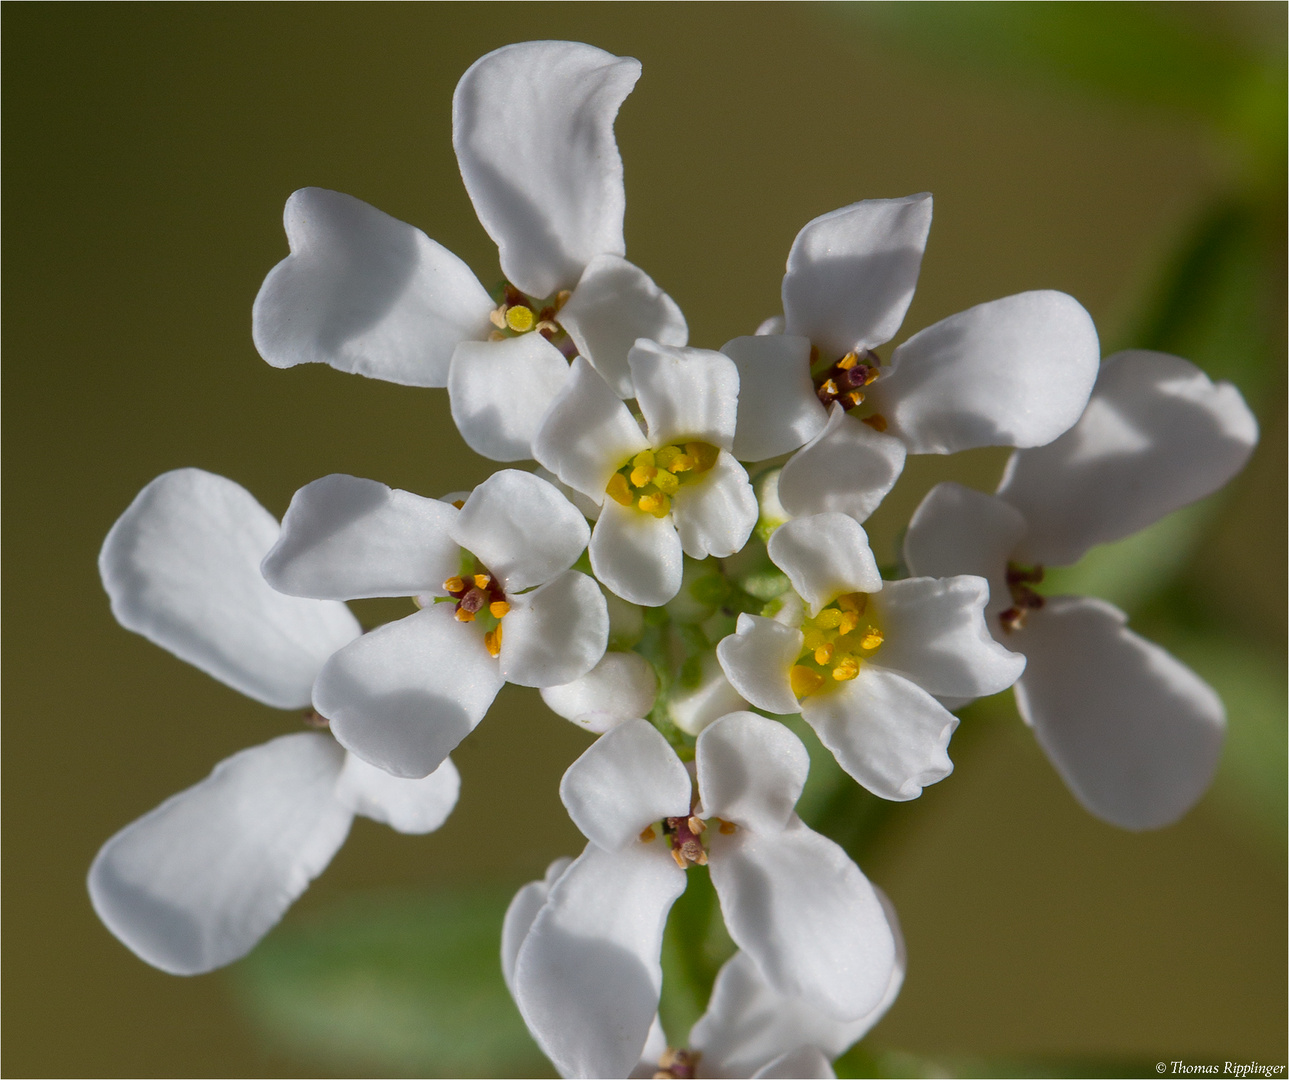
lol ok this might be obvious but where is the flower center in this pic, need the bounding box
[488,283,577,358]
[605,443,720,518]
[810,346,888,432]
[440,556,510,657]
[998,562,1044,633]
[654,1048,699,1079]
[638,811,736,868]
[789,592,884,698]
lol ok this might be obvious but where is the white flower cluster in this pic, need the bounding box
[87,40,1258,1079]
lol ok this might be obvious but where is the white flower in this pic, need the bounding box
[89,469,459,975]
[260,468,609,779]
[903,349,1259,829]
[507,713,899,1079]
[251,40,686,461]
[534,341,759,607]
[722,196,1101,523]
[716,513,1025,800]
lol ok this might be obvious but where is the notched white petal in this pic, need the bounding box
[777,406,906,523]
[335,752,460,834]
[767,513,882,616]
[252,188,492,387]
[499,570,609,688]
[630,340,741,451]
[670,451,758,560]
[589,500,684,607]
[716,614,803,716]
[696,712,809,834]
[541,651,658,734]
[723,334,827,463]
[502,857,573,994]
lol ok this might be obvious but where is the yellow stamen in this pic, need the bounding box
[790,664,825,699]
[489,600,510,619]
[832,657,859,681]
[630,463,657,487]
[652,470,679,494]
[718,820,737,835]
[666,453,694,473]
[637,492,671,518]
[860,627,884,650]
[819,378,839,396]
[843,391,864,408]
[452,500,466,509]
[632,449,656,470]
[671,848,688,870]
[535,319,558,335]
[836,352,859,370]
[505,305,535,332]
[815,608,843,630]
[473,573,491,590]
[639,825,656,843]
[863,367,880,386]
[443,576,464,593]
[654,445,681,469]
[688,815,706,835]
[484,627,502,657]
[488,308,507,329]
[606,473,634,506]
[455,608,476,623]
[553,289,573,313]
[803,628,828,652]
[862,413,888,432]
[814,643,834,665]
[685,442,719,471]
[837,593,866,613]
[839,610,860,636]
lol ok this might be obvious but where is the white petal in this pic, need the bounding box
[670,451,759,560]
[541,651,658,734]
[513,842,686,1080]
[535,465,602,522]
[315,605,504,779]
[667,653,747,737]
[560,255,689,397]
[766,513,881,616]
[777,406,906,523]
[754,1047,835,1079]
[634,1018,670,1079]
[696,712,808,834]
[252,188,492,387]
[589,500,684,607]
[872,290,1100,454]
[87,733,351,975]
[500,570,609,688]
[262,474,459,600]
[996,349,1259,566]
[534,356,651,502]
[723,334,828,462]
[560,719,692,851]
[716,614,803,716]
[452,469,590,593]
[800,667,957,800]
[501,856,573,995]
[630,340,741,451]
[1013,595,1225,830]
[334,752,459,834]
[453,41,639,297]
[708,817,897,1021]
[447,335,572,462]
[871,576,1025,698]
[782,194,933,359]
[100,469,360,709]
[903,482,1025,620]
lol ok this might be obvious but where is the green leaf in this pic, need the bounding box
[230,887,551,1078]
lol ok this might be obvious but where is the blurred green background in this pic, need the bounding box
[4,4,1284,1076]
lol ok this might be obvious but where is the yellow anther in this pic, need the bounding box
[688,815,706,835]
[820,378,839,396]
[863,367,880,386]
[815,608,844,630]
[488,329,506,341]
[553,289,573,313]
[630,464,658,487]
[483,627,502,657]
[862,413,888,432]
[860,627,884,650]
[832,657,859,681]
[632,449,656,470]
[639,824,657,843]
[718,820,737,835]
[606,473,634,506]
[654,445,681,469]
[488,308,507,330]
[443,576,465,594]
[686,442,719,471]
[843,391,864,408]
[803,628,828,652]
[637,492,671,518]
[473,573,491,589]
[653,470,679,494]
[452,500,466,509]
[505,305,535,332]
[671,847,689,870]
[837,593,866,613]
[667,453,694,473]
[814,643,834,665]
[836,352,859,370]
[489,600,510,619]
[790,664,826,699]
[839,611,860,636]
[455,607,476,623]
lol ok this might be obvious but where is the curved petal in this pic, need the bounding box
[782,194,933,359]
[996,349,1259,566]
[667,653,747,737]
[1013,595,1225,830]
[502,857,574,995]
[534,357,651,502]
[716,614,803,716]
[500,570,609,688]
[335,752,460,834]
[513,842,686,1080]
[560,255,689,397]
[766,512,881,616]
[696,712,808,834]
[453,41,639,297]
[670,451,758,560]
[589,500,684,607]
[630,340,741,451]
[252,188,492,387]
[722,334,827,463]
[100,469,361,709]
[872,576,1025,698]
[755,1046,835,1079]
[87,733,351,975]
[560,718,693,850]
[540,651,658,734]
[777,406,906,524]
[903,483,1025,620]
[315,605,504,779]
[708,817,897,1021]
[262,474,459,600]
[800,667,957,800]
[447,334,572,463]
[873,290,1100,454]
[452,470,590,593]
